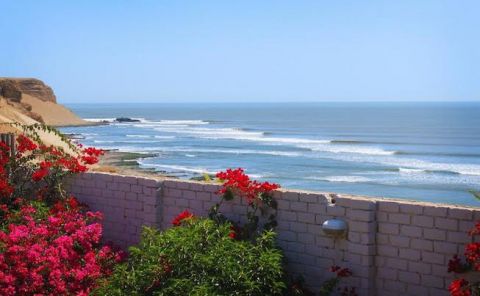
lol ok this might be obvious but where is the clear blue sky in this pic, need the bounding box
[1,0,479,103]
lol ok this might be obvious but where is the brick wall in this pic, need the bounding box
[68,172,480,296]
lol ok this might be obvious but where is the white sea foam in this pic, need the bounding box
[325,154,480,176]
[138,163,215,174]
[311,176,373,183]
[138,122,395,156]
[155,147,302,157]
[126,134,152,138]
[398,168,426,174]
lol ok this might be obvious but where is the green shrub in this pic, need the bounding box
[95,218,286,296]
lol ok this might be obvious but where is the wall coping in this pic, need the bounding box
[85,171,480,210]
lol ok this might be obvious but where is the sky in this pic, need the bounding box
[0,0,479,103]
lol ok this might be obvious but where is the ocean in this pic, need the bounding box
[61,102,480,206]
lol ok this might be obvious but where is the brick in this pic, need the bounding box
[400,225,422,238]
[290,222,307,233]
[125,192,138,201]
[335,197,376,210]
[377,212,388,222]
[435,217,458,231]
[407,284,429,295]
[408,261,431,274]
[297,213,315,224]
[389,235,410,248]
[378,201,400,213]
[326,205,345,216]
[316,236,334,248]
[278,231,297,241]
[422,275,444,288]
[283,191,299,201]
[377,233,389,244]
[399,204,423,214]
[422,251,445,265]
[290,201,307,212]
[377,267,397,280]
[347,209,375,221]
[299,193,319,203]
[385,257,408,270]
[424,206,448,217]
[277,210,297,221]
[378,245,398,257]
[383,279,406,292]
[399,248,421,260]
[118,183,131,192]
[349,221,375,233]
[447,231,471,244]
[424,228,446,240]
[286,241,305,253]
[431,264,449,277]
[389,213,410,224]
[277,199,290,210]
[349,243,374,256]
[138,178,158,187]
[379,223,399,234]
[196,192,211,201]
[433,241,457,254]
[411,215,434,227]
[411,238,433,251]
[398,270,420,284]
[297,233,314,244]
[307,202,325,214]
[459,220,474,232]
[448,208,473,220]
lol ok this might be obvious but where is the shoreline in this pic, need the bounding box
[94,150,177,179]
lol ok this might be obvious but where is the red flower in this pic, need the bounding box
[0,179,13,197]
[81,155,99,165]
[32,168,49,182]
[448,255,468,273]
[16,135,37,153]
[449,278,471,296]
[172,210,194,226]
[330,265,352,278]
[228,225,237,239]
[216,168,280,204]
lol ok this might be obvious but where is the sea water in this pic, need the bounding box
[61,102,480,206]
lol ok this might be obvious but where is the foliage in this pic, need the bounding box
[94,216,286,296]
[0,125,103,209]
[0,198,122,295]
[0,127,119,295]
[447,221,480,296]
[209,168,280,240]
[285,265,356,296]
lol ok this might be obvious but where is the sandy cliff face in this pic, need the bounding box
[0,78,89,151]
[0,78,88,127]
[0,78,57,103]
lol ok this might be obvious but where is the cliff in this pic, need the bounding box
[0,78,88,127]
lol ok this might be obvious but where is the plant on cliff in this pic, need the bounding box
[0,126,120,295]
[94,215,286,296]
[447,220,480,296]
[209,168,280,240]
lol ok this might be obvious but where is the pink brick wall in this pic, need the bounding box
[68,172,480,296]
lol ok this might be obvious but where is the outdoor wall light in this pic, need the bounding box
[322,218,348,238]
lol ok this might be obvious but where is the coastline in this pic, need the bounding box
[93,150,174,179]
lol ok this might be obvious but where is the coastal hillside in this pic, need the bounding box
[0,78,88,150]
[0,78,88,127]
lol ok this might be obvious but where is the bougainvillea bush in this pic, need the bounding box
[0,127,121,295]
[94,215,286,296]
[209,168,280,240]
[448,221,480,296]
